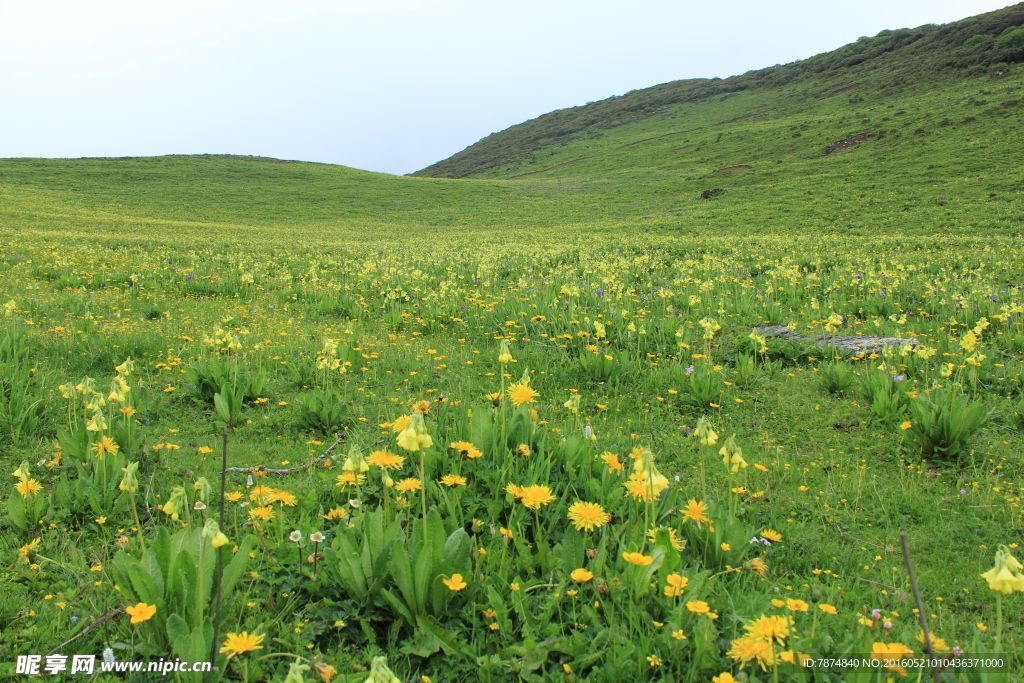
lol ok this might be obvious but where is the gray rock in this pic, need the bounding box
[754,325,918,355]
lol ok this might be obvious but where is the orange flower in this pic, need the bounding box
[126,602,156,624]
[622,552,654,566]
[443,574,467,591]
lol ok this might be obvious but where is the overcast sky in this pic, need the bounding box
[0,0,1015,175]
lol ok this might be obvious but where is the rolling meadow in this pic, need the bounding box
[3,6,1024,682]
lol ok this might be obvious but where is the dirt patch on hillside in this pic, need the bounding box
[507,157,593,179]
[826,83,864,97]
[615,128,704,150]
[806,83,864,99]
[823,133,873,155]
[713,114,764,126]
[714,165,753,172]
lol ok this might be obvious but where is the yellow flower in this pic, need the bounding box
[747,558,768,576]
[249,485,275,504]
[201,520,230,548]
[664,573,689,597]
[248,506,275,521]
[744,614,792,644]
[761,529,783,542]
[226,491,243,502]
[672,629,687,641]
[15,479,43,498]
[220,632,266,659]
[915,630,949,653]
[366,448,401,471]
[443,574,467,591]
[18,538,41,557]
[397,426,420,451]
[601,452,624,472]
[324,507,349,521]
[687,601,710,614]
[900,420,913,430]
[507,383,539,406]
[567,501,610,531]
[498,340,514,364]
[785,599,809,612]
[712,674,736,683]
[694,417,718,446]
[727,635,775,670]
[271,489,298,506]
[439,474,467,487]
[818,603,838,615]
[93,436,120,457]
[125,602,156,624]
[646,526,684,550]
[570,568,593,582]
[505,483,526,498]
[871,642,914,675]
[623,552,654,566]
[519,485,556,509]
[719,435,748,473]
[312,660,337,683]
[623,478,662,502]
[395,478,423,493]
[680,498,711,528]
[980,545,1024,594]
[449,442,483,459]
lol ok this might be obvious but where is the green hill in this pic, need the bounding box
[1,4,1023,247]
[413,2,1024,181]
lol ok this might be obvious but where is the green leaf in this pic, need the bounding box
[399,630,441,658]
[415,615,476,660]
[7,490,28,531]
[220,535,254,596]
[559,527,584,573]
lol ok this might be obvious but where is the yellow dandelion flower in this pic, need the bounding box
[567,501,610,531]
[219,631,266,659]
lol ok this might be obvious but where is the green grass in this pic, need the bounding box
[1,5,1023,682]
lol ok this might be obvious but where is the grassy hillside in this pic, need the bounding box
[414,2,1024,180]
[1,6,1024,683]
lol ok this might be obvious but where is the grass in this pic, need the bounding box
[1,6,1023,682]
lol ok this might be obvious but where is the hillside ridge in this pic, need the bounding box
[412,2,1024,178]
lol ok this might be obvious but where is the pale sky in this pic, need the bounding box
[0,0,1015,175]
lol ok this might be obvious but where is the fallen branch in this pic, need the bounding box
[221,435,344,476]
[47,608,125,655]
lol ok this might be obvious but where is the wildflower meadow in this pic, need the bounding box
[1,221,1022,683]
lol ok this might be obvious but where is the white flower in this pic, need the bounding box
[289,530,303,543]
[349,499,361,508]
[102,648,115,665]
[193,501,207,511]
[310,531,326,543]
[246,475,254,486]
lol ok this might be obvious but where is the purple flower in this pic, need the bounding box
[959,489,967,495]
[893,375,905,382]
[685,366,695,374]
[595,288,604,297]
[989,296,998,302]
[187,272,195,281]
